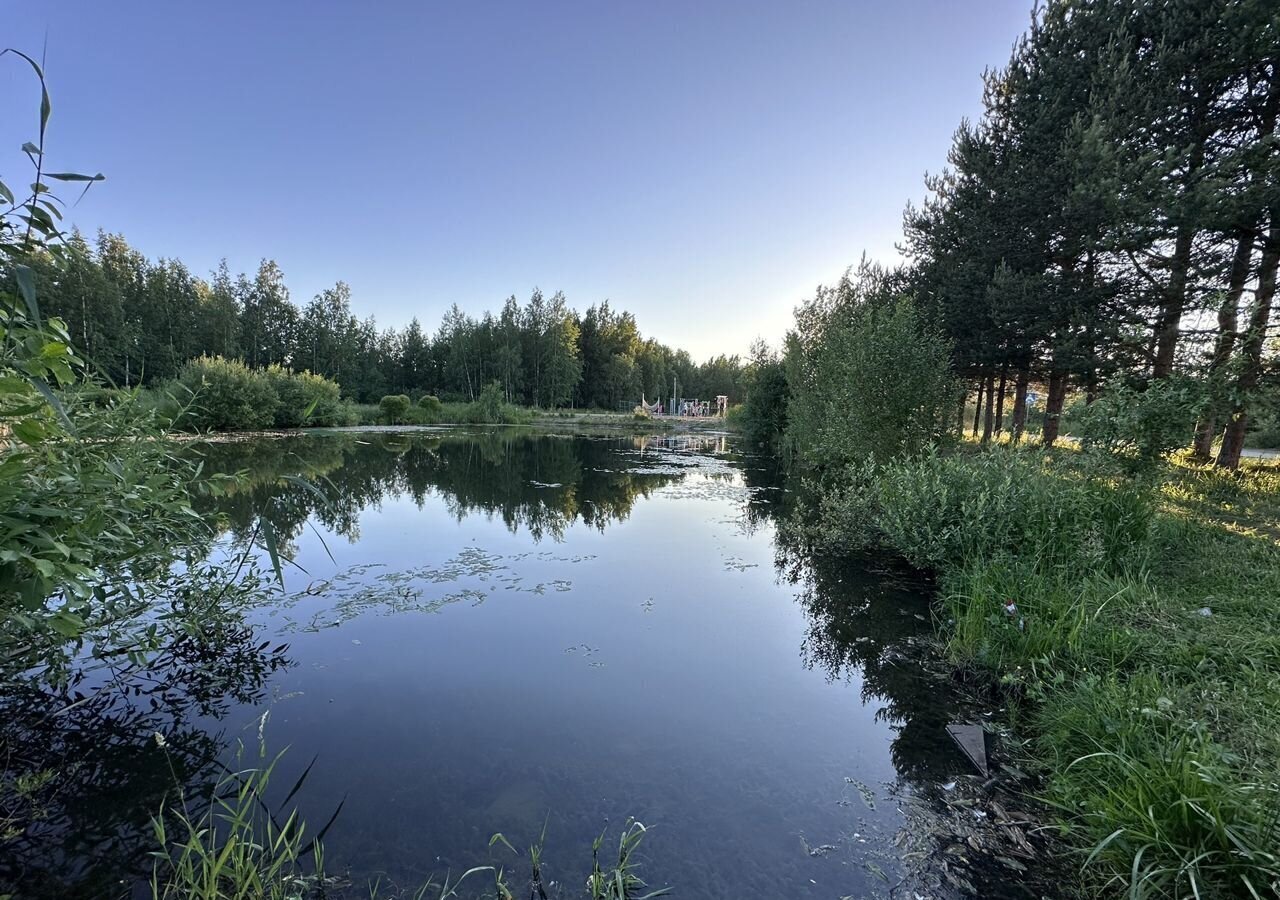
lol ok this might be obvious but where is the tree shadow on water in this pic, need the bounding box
[0,602,292,899]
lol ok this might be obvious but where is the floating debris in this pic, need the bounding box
[843,776,878,811]
[279,547,576,631]
[946,722,991,776]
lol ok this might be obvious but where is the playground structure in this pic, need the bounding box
[636,393,729,418]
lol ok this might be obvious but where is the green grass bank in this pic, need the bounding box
[793,444,1280,899]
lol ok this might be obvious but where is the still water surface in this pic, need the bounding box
[7,429,990,899]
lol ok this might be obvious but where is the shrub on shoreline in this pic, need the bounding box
[164,356,355,431]
[378,393,412,425]
[417,394,444,421]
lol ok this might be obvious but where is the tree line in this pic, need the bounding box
[893,0,1278,469]
[26,232,746,408]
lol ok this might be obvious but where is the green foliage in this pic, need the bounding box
[262,365,347,427]
[473,380,504,424]
[417,393,443,420]
[1079,377,1206,469]
[22,225,745,409]
[820,447,1154,574]
[150,742,331,900]
[0,288,82,438]
[1037,674,1280,900]
[0,383,204,656]
[785,277,958,469]
[901,0,1280,467]
[587,819,670,900]
[1250,415,1280,450]
[797,440,1280,897]
[941,547,1280,897]
[167,356,351,431]
[175,355,278,430]
[350,402,381,426]
[0,53,213,663]
[1238,373,1280,449]
[487,818,670,900]
[738,340,788,449]
[378,393,411,424]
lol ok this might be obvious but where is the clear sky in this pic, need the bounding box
[4,1,1031,359]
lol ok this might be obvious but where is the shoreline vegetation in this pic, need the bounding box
[722,0,1280,890]
[120,353,743,435]
[781,436,1280,899]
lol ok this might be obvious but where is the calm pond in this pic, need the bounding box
[6,429,1011,899]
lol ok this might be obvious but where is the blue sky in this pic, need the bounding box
[4,1,1030,358]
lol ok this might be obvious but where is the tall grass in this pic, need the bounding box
[803,443,1280,898]
[150,741,335,900]
[586,819,670,900]
[151,739,670,900]
[353,397,534,427]
[1039,676,1280,900]
[810,447,1153,573]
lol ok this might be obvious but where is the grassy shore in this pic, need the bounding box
[797,442,1280,898]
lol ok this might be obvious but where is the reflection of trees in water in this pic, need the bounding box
[192,431,690,547]
[738,456,972,786]
[197,434,969,782]
[0,580,292,899]
[734,448,790,536]
[778,537,1057,899]
[774,511,970,788]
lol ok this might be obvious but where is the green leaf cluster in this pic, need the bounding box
[783,266,959,470]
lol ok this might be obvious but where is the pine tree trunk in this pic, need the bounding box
[981,372,995,444]
[971,376,984,437]
[1191,421,1218,464]
[1218,213,1280,469]
[1041,371,1067,448]
[1011,370,1029,445]
[1193,227,1254,459]
[1153,103,1207,380]
[1152,225,1196,378]
[994,365,1008,434]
